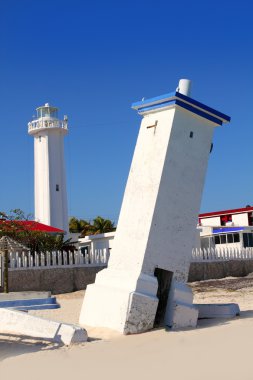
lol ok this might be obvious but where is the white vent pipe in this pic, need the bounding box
[177,79,192,97]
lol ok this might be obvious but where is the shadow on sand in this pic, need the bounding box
[0,333,64,362]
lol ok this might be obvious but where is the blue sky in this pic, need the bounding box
[1,0,253,223]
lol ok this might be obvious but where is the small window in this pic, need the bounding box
[81,246,89,255]
[220,215,231,226]
[248,234,253,247]
[214,235,220,244]
[189,131,193,138]
[227,234,233,243]
[244,233,253,247]
[220,217,226,226]
[233,233,240,243]
[56,184,59,191]
[243,233,249,247]
[220,234,226,244]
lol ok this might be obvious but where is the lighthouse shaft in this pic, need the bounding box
[28,104,69,233]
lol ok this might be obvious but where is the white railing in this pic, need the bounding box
[192,246,253,262]
[7,249,109,270]
[28,118,68,133]
[7,246,253,269]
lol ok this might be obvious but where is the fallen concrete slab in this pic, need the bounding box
[0,308,88,345]
[0,291,51,300]
[195,303,240,319]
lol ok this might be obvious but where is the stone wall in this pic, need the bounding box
[188,260,253,282]
[5,266,105,294]
[1,261,253,294]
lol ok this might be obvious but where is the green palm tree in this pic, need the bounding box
[92,216,115,234]
[80,216,115,237]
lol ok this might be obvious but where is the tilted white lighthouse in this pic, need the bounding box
[28,103,69,233]
[79,79,230,333]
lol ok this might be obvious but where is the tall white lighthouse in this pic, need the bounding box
[28,103,69,233]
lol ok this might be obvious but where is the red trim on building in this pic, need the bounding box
[199,206,253,218]
[0,220,64,233]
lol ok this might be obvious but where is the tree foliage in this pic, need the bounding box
[69,215,116,237]
[69,217,90,233]
[0,209,73,253]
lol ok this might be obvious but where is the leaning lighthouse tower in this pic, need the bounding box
[28,103,69,233]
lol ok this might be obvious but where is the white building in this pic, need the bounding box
[28,103,69,233]
[78,232,114,255]
[199,206,253,250]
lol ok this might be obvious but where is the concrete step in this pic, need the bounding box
[0,291,51,301]
[0,296,60,311]
[7,303,60,311]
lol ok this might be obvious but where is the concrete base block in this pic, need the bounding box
[168,302,199,329]
[0,308,88,345]
[123,291,158,334]
[196,303,240,319]
[164,280,199,329]
[79,270,159,334]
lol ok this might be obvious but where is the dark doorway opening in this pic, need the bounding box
[154,268,173,327]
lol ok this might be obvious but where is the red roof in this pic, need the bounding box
[0,220,64,233]
[199,206,253,219]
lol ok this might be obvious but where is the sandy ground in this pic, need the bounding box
[1,276,253,379]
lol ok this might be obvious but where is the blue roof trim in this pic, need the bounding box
[213,227,245,234]
[135,99,177,113]
[132,91,176,109]
[176,100,222,125]
[134,98,223,125]
[131,91,230,124]
[176,92,231,122]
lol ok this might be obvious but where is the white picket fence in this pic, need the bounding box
[7,249,109,270]
[4,246,253,270]
[192,246,253,262]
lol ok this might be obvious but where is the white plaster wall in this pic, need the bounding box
[200,217,220,226]
[47,130,68,232]
[109,107,215,280]
[142,108,215,280]
[108,109,176,276]
[79,233,115,251]
[34,133,50,225]
[34,129,68,232]
[200,226,213,236]
[232,213,249,226]
[93,236,114,250]
[215,242,242,252]
[194,228,201,249]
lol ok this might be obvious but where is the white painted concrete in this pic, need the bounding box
[200,212,250,228]
[232,213,249,226]
[215,242,242,251]
[200,217,221,226]
[0,292,51,301]
[79,232,115,254]
[80,80,229,334]
[28,105,69,233]
[196,303,240,318]
[164,280,198,329]
[0,308,87,345]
